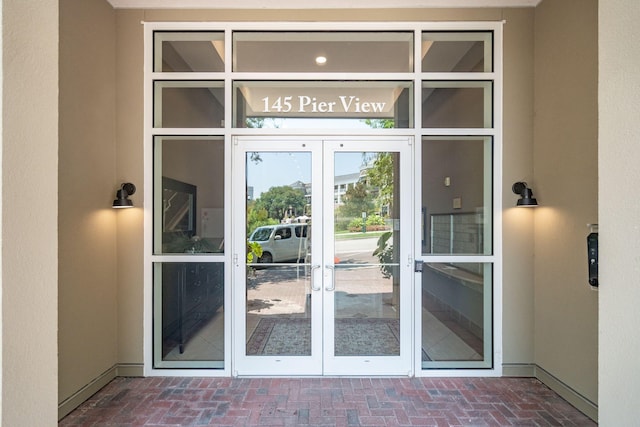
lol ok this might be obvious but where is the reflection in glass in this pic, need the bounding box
[154,262,225,368]
[163,177,196,236]
[333,266,399,357]
[245,267,312,356]
[422,81,492,128]
[422,32,492,72]
[245,151,312,240]
[233,31,413,73]
[421,263,491,365]
[234,81,413,128]
[245,151,313,356]
[333,152,400,356]
[154,81,224,128]
[421,137,492,255]
[154,32,225,72]
[153,137,225,254]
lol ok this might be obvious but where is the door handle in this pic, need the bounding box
[311,264,321,291]
[325,265,335,291]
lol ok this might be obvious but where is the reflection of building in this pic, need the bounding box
[334,172,360,205]
[290,167,372,208]
[289,180,312,210]
[335,160,383,212]
[289,180,310,196]
[289,161,379,208]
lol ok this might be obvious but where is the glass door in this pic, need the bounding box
[233,137,412,376]
[233,138,322,375]
[322,140,412,375]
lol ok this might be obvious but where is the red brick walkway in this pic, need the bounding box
[59,377,596,426]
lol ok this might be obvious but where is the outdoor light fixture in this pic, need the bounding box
[512,181,538,207]
[112,182,136,209]
[315,55,327,66]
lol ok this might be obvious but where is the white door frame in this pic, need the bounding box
[232,135,414,376]
[232,137,324,376]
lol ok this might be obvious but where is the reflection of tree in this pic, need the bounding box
[369,153,397,276]
[367,153,394,214]
[363,118,395,129]
[249,152,262,163]
[246,202,278,235]
[338,181,374,222]
[336,151,396,232]
[245,117,265,128]
[245,117,282,129]
[373,231,394,278]
[254,186,307,223]
[362,118,398,280]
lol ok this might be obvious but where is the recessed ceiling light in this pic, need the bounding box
[315,56,327,66]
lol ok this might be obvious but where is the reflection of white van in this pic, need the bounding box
[248,224,309,263]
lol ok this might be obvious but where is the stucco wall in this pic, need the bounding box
[501,7,536,369]
[58,0,118,407]
[2,0,59,424]
[115,9,145,366]
[533,0,598,411]
[599,0,640,424]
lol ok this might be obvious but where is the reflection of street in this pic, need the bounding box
[334,236,382,264]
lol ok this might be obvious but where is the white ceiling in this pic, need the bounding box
[107,0,542,9]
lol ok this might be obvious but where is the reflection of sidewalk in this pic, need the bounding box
[246,265,396,318]
[247,267,310,315]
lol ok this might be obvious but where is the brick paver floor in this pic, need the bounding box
[59,376,597,426]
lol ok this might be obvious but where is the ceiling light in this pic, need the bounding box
[315,56,327,66]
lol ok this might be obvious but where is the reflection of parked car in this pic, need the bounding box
[248,224,309,263]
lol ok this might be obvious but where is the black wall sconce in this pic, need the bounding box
[512,181,538,207]
[112,182,136,209]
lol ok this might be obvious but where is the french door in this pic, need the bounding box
[233,136,412,375]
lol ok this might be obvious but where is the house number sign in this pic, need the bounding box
[261,95,388,114]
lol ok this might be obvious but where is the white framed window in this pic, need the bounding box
[143,22,502,377]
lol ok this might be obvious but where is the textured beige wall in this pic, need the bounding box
[599,0,640,424]
[116,10,145,364]
[501,8,536,366]
[2,0,59,424]
[533,0,598,406]
[58,0,118,404]
[115,7,536,369]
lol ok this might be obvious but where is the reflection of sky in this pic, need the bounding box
[246,118,374,198]
[247,151,365,198]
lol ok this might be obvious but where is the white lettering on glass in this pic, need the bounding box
[297,96,336,113]
[261,95,386,115]
[262,96,293,113]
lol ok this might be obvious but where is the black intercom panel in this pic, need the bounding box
[587,232,598,287]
